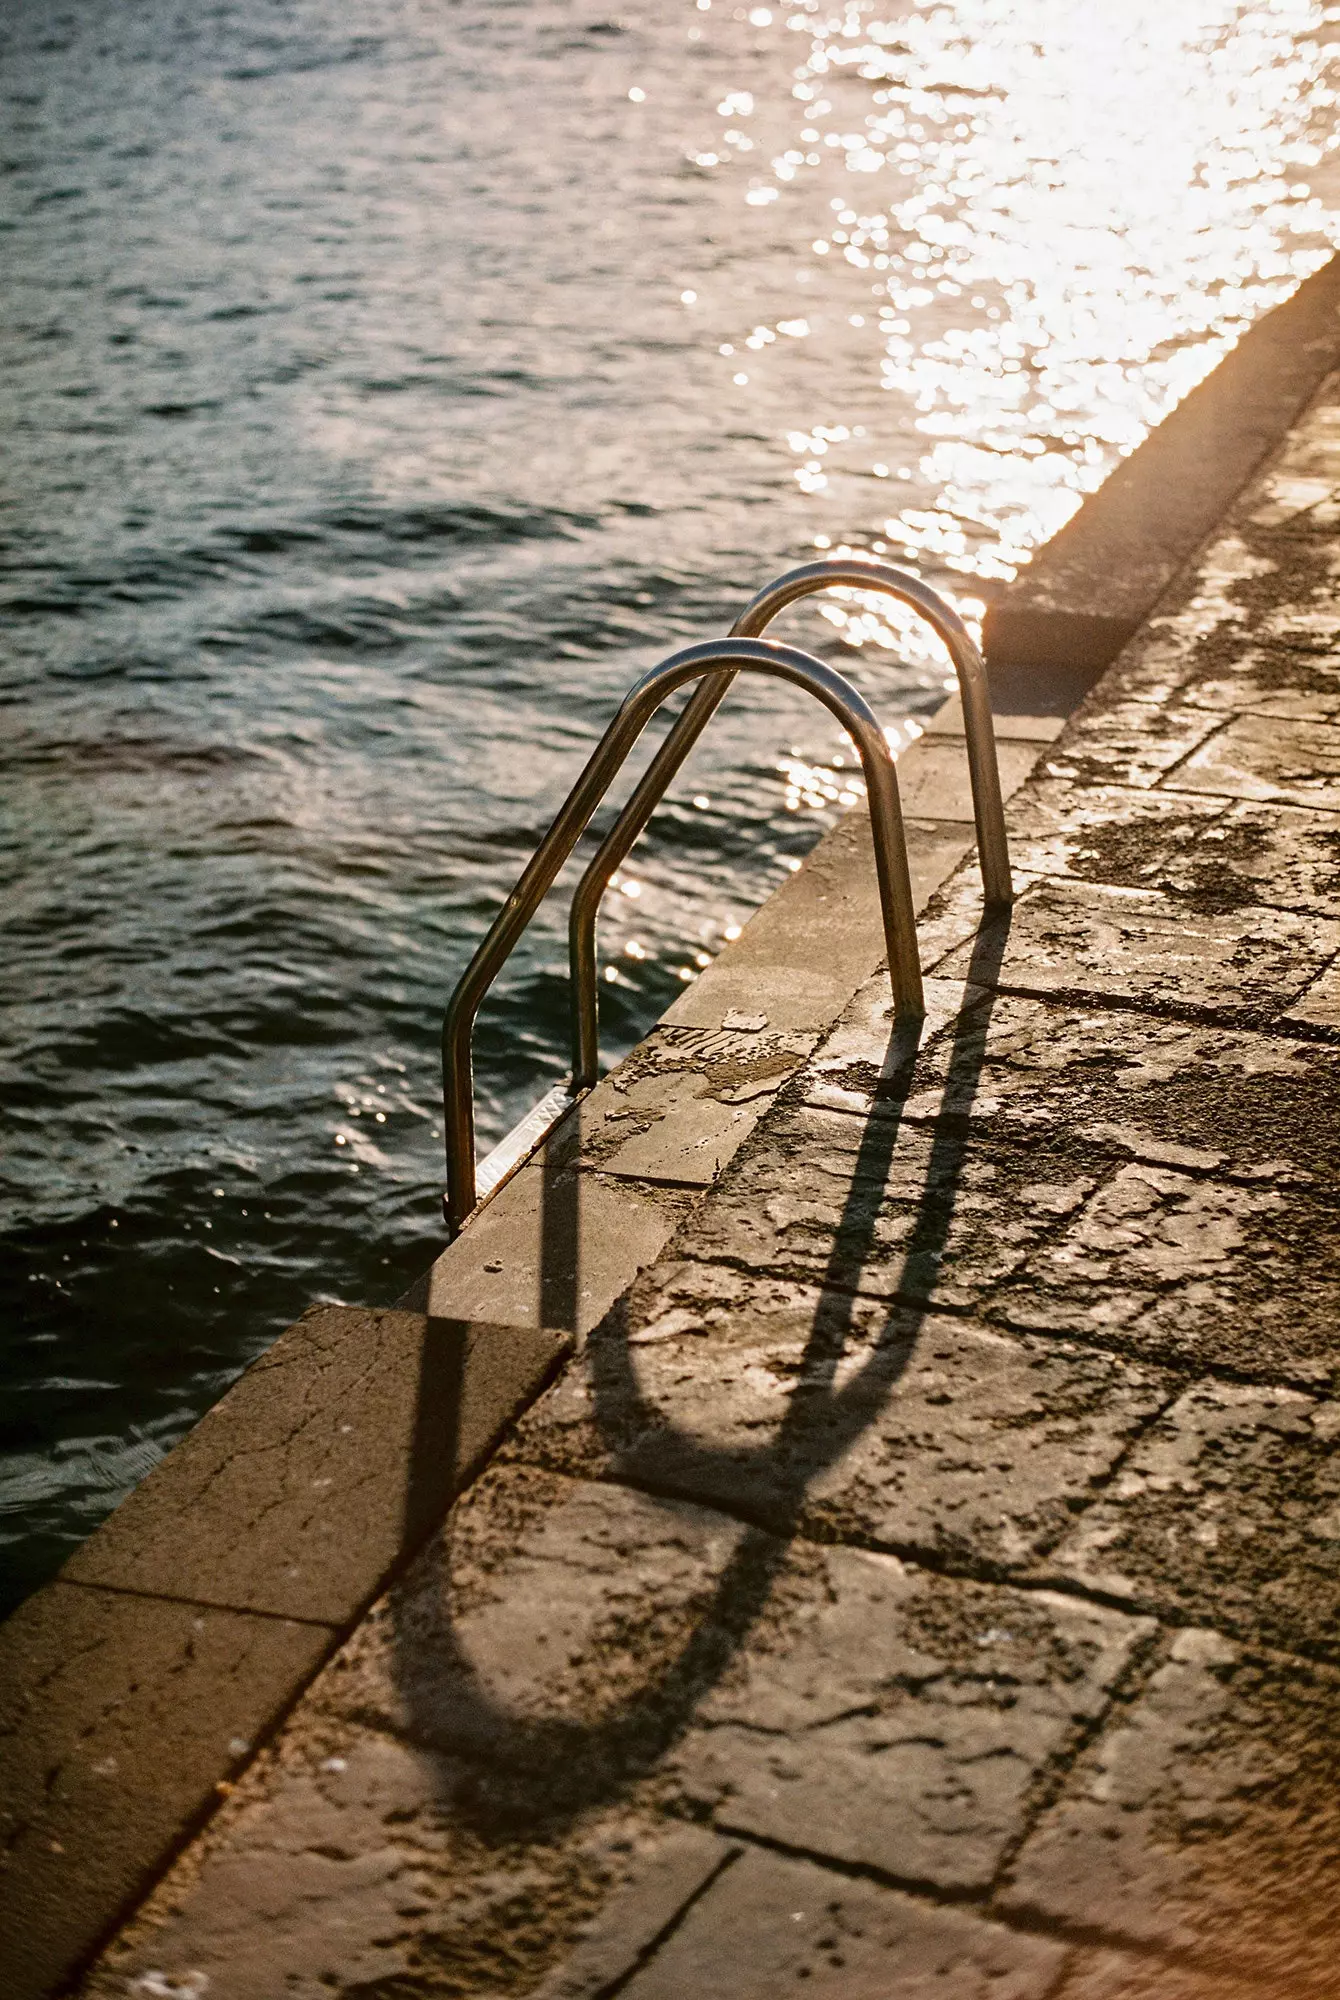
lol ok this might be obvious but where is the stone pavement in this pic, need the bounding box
[79,377,1340,1998]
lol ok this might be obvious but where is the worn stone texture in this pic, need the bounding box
[83,1724,698,2000]
[674,1553,1148,1893]
[63,1310,569,1626]
[802,978,1339,1187]
[0,1583,333,2000]
[994,1158,1340,1383]
[297,1471,1148,1897]
[1056,1953,1277,2000]
[677,1093,1101,1313]
[1003,1630,1340,1993]
[1006,780,1340,919]
[1046,1379,1340,1659]
[62,320,1340,1998]
[507,1278,1170,1573]
[612,1846,1067,1999]
[928,876,1340,1027]
[1174,711,1340,808]
[554,1023,817,1189]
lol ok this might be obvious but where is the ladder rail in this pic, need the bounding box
[442,635,923,1234]
[568,556,1010,1088]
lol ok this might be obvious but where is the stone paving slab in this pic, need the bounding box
[1046,1379,1340,1660]
[1006,779,1340,918]
[421,1161,690,1336]
[676,1093,1100,1312]
[992,1157,1340,1385]
[927,876,1340,1028]
[0,1582,333,1999]
[1037,701,1222,790]
[63,1309,568,1626]
[675,1555,1148,1893]
[802,979,1339,1187]
[555,1023,817,1189]
[1173,711,1340,809]
[318,1469,1148,1899]
[83,1725,706,2000]
[508,1280,1170,1573]
[1002,1629,1340,1993]
[610,1846,1067,2000]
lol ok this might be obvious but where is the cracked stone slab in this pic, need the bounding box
[1005,780,1226,891]
[1176,647,1340,723]
[614,1846,1067,1999]
[804,980,1340,1189]
[556,1025,816,1188]
[1046,1379,1340,1660]
[993,1158,1340,1384]
[1002,1629,1340,1991]
[0,1582,333,2000]
[312,1472,1147,1898]
[1155,799,1340,918]
[1170,712,1340,810]
[320,1468,755,1794]
[674,1549,1148,1893]
[63,1309,569,1625]
[1034,702,1221,790]
[82,1722,699,2000]
[508,1274,1170,1573]
[1280,950,1340,1034]
[929,876,1340,1024]
[533,1824,738,1999]
[1004,781,1340,919]
[679,1095,1099,1313]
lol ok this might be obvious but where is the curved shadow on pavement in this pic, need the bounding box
[394,909,1010,1840]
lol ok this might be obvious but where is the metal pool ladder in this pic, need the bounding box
[440,557,1012,1236]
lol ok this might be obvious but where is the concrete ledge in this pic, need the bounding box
[984,251,1340,673]
[62,1308,569,1625]
[0,1310,568,1998]
[0,1584,333,2000]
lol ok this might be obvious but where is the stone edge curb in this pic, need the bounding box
[983,251,1340,673]
[0,1312,571,2000]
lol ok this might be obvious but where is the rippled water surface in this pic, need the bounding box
[3,0,1339,1610]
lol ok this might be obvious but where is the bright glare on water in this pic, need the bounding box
[2,0,1338,1609]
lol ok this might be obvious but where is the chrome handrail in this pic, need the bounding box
[442,636,924,1234]
[569,556,1010,1087]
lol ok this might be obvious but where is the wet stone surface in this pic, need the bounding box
[1003,1630,1340,1994]
[507,1276,1171,1573]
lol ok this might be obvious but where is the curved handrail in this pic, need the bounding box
[569,556,1010,1087]
[442,636,924,1233]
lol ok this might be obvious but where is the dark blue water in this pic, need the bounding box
[3,0,1337,1613]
